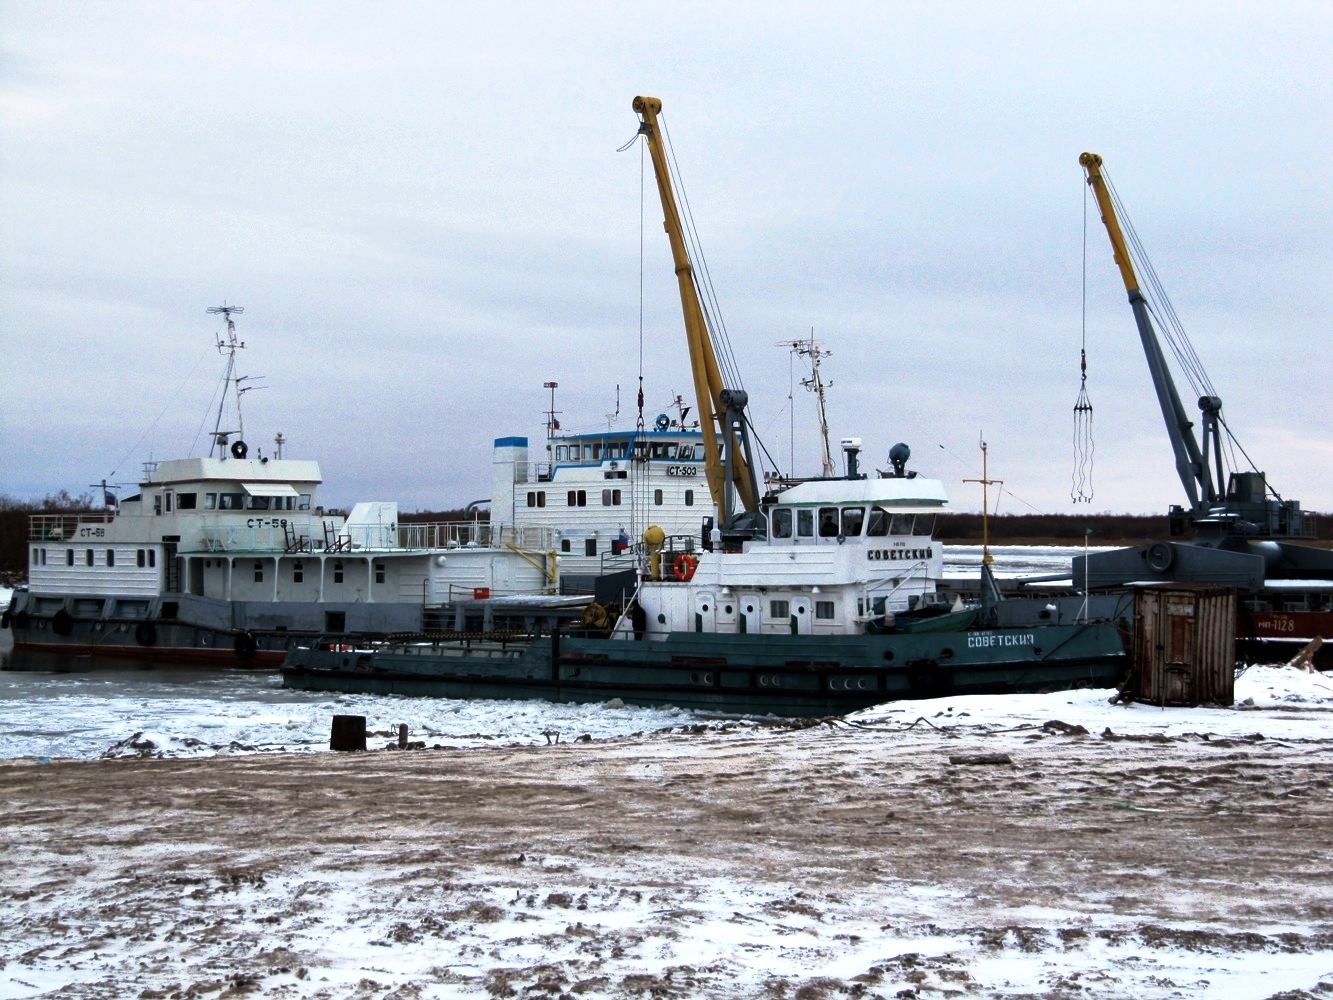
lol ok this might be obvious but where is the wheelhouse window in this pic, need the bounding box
[867,506,890,536]
[204,493,218,510]
[841,507,865,536]
[771,508,793,539]
[299,494,312,511]
[678,445,694,460]
[818,507,840,537]
[797,509,814,537]
[177,493,197,510]
[890,514,916,535]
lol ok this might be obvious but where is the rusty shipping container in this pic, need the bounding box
[1131,585,1237,706]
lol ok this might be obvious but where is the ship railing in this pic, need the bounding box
[28,512,116,541]
[396,521,553,551]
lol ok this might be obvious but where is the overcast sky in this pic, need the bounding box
[2,1,1329,520]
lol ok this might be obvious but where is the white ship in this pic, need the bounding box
[4,307,555,665]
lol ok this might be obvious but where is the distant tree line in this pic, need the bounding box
[936,511,1333,545]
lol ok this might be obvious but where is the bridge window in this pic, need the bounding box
[204,493,218,510]
[177,493,197,510]
[818,507,840,537]
[771,508,793,539]
[797,509,814,537]
[890,514,915,535]
[867,506,889,536]
[678,445,694,460]
[841,507,865,536]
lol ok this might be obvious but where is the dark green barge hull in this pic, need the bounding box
[280,622,1129,718]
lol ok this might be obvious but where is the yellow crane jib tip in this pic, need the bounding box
[633,96,662,115]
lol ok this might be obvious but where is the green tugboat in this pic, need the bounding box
[280,96,1130,716]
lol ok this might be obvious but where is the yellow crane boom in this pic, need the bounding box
[633,96,759,522]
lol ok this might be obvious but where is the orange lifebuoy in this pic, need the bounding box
[672,553,698,581]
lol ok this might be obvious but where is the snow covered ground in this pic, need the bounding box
[2,666,1331,1000]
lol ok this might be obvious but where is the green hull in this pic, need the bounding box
[280,622,1128,718]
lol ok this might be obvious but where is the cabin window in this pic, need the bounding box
[585,539,597,557]
[867,506,890,536]
[247,495,270,511]
[137,549,145,568]
[815,600,835,620]
[253,561,263,583]
[149,550,156,567]
[293,562,304,583]
[177,493,197,510]
[86,549,94,566]
[299,494,312,511]
[333,561,344,584]
[769,599,790,619]
[890,514,916,536]
[685,489,694,507]
[154,495,162,515]
[567,490,587,507]
[204,493,218,510]
[106,549,115,568]
[569,445,580,461]
[601,489,622,506]
[842,507,865,536]
[66,549,74,566]
[561,539,571,553]
[527,490,546,508]
[771,508,793,539]
[654,489,664,506]
[164,492,174,513]
[797,509,814,537]
[375,564,386,584]
[818,507,840,537]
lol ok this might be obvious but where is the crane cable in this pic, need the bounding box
[1072,178,1094,503]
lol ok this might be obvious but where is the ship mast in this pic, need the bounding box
[780,335,835,478]
[206,304,247,458]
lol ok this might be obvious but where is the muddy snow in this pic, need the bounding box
[3,668,1332,999]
